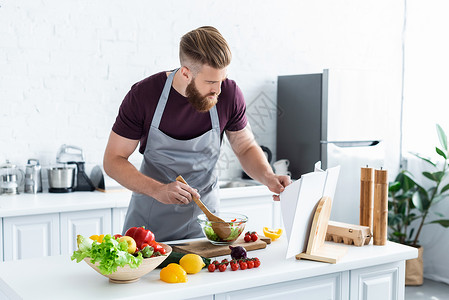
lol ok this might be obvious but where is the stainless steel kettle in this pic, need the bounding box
[25,159,43,194]
[0,160,24,195]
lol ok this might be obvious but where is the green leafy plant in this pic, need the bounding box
[388,124,449,246]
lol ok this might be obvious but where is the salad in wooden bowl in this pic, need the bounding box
[71,227,171,284]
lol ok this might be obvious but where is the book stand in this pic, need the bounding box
[295,196,347,264]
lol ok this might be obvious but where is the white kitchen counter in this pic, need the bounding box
[0,237,417,300]
[0,185,272,218]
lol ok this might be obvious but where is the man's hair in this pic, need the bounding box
[179,26,232,74]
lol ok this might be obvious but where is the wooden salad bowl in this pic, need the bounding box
[84,243,172,284]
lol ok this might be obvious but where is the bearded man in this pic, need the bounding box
[103,26,291,241]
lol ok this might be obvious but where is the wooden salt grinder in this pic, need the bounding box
[360,167,374,232]
[373,169,388,245]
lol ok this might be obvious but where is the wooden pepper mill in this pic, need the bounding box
[360,166,374,232]
[373,168,388,245]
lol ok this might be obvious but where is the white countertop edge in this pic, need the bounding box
[0,186,272,218]
[219,185,272,198]
[0,239,418,300]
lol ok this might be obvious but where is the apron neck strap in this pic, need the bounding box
[152,69,178,128]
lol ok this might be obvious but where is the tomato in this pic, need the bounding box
[218,264,227,272]
[221,259,229,266]
[251,232,258,242]
[208,264,216,272]
[239,261,247,270]
[247,260,254,269]
[212,260,220,266]
[254,260,261,268]
[230,262,239,271]
[244,235,252,242]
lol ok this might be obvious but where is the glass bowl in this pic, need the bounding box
[197,212,248,245]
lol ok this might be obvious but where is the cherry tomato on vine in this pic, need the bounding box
[218,264,227,272]
[208,264,216,272]
[247,260,255,269]
[230,262,239,271]
[251,232,259,242]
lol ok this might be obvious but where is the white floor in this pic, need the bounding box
[405,278,449,300]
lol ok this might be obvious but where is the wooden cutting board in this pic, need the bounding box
[171,236,269,258]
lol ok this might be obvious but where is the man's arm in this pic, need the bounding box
[103,131,199,204]
[226,125,291,199]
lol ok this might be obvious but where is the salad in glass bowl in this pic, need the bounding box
[197,212,248,245]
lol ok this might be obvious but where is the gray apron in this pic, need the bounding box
[122,69,221,241]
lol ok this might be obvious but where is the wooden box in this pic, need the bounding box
[325,221,371,247]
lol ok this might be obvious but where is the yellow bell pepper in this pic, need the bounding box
[263,227,283,241]
[89,234,105,243]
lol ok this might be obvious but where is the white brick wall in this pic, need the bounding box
[0,0,403,180]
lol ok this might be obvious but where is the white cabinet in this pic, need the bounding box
[112,207,128,235]
[60,209,112,255]
[350,261,404,300]
[0,218,3,261]
[221,193,274,232]
[3,213,60,261]
[216,272,349,300]
[215,261,404,300]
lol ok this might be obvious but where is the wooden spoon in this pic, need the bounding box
[176,175,231,240]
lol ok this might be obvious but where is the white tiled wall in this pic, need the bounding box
[0,0,403,179]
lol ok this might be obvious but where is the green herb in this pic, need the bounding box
[71,234,143,275]
[140,245,154,258]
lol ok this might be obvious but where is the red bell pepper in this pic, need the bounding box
[149,240,166,255]
[124,227,155,250]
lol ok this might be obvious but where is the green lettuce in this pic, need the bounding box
[204,222,243,242]
[71,234,143,275]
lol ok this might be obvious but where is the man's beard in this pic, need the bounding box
[185,79,218,112]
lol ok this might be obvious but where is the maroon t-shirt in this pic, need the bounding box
[112,71,248,154]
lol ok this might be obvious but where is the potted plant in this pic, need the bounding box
[388,124,449,285]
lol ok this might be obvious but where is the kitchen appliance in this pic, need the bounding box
[25,158,43,193]
[48,164,76,193]
[276,69,388,225]
[0,160,24,195]
[48,145,95,193]
[90,165,126,192]
[273,159,291,176]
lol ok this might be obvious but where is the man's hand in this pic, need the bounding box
[152,181,201,205]
[266,174,292,201]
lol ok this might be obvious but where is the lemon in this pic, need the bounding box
[179,254,206,274]
[160,263,187,283]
